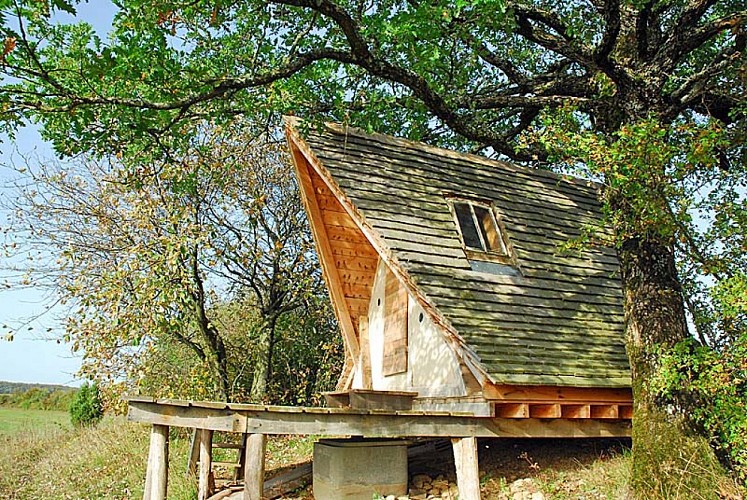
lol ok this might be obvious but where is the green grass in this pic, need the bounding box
[0,407,70,435]
[0,414,196,499]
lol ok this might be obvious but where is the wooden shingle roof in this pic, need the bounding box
[290,121,631,389]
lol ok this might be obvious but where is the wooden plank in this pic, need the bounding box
[128,404,248,432]
[144,424,169,500]
[235,433,248,482]
[288,143,360,362]
[412,267,624,301]
[128,400,631,438]
[530,404,562,418]
[494,403,529,418]
[325,224,371,244]
[475,353,630,373]
[619,405,634,420]
[358,316,373,389]
[561,404,591,419]
[321,208,360,229]
[263,462,313,498]
[484,384,632,404]
[197,429,213,500]
[590,404,620,419]
[383,267,408,376]
[349,389,416,410]
[412,398,496,417]
[334,255,379,273]
[323,391,351,407]
[186,429,200,477]
[212,461,241,468]
[332,245,381,259]
[451,437,480,500]
[243,434,267,500]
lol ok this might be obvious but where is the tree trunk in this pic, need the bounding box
[250,316,277,402]
[619,235,726,496]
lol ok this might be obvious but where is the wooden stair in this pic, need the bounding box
[188,431,248,497]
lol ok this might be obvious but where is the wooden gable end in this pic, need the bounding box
[288,137,379,385]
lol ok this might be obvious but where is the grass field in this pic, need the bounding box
[0,407,70,435]
[0,411,196,499]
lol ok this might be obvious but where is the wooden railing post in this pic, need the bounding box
[143,424,169,500]
[197,428,214,500]
[243,433,267,500]
[451,437,480,500]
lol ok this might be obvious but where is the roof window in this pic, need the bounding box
[449,199,516,267]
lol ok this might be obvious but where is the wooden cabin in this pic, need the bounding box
[285,118,633,420]
[129,121,635,500]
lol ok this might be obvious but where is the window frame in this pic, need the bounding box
[447,198,515,266]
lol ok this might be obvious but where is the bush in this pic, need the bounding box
[654,338,747,485]
[70,382,103,427]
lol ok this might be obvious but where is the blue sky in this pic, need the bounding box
[0,2,117,386]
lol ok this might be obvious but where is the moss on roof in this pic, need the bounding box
[297,122,630,388]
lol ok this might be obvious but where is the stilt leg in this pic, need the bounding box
[144,424,169,500]
[243,433,267,500]
[197,429,213,500]
[451,437,480,500]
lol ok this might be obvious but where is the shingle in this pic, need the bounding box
[300,123,630,388]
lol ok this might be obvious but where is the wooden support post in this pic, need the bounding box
[451,437,480,500]
[243,433,267,500]
[186,429,200,477]
[359,315,372,389]
[143,424,169,500]
[198,429,214,500]
[235,433,249,481]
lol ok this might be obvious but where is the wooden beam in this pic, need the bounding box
[243,434,267,500]
[359,316,373,389]
[529,404,561,419]
[590,404,619,419]
[561,404,591,419]
[494,403,529,418]
[235,433,248,481]
[144,424,169,500]
[128,400,631,438]
[197,429,213,500]
[484,384,632,404]
[186,429,200,477]
[620,405,634,420]
[128,403,247,432]
[451,437,480,500]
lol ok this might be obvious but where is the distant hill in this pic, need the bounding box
[0,381,75,394]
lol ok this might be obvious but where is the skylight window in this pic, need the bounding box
[452,201,507,255]
[448,198,518,272]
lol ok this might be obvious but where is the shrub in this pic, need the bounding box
[654,338,747,485]
[70,382,103,427]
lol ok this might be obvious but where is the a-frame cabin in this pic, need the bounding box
[286,118,633,421]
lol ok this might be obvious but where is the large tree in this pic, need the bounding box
[1,0,745,494]
[3,122,337,403]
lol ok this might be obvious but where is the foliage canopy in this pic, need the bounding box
[1,0,746,493]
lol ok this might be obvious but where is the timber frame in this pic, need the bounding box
[129,397,631,500]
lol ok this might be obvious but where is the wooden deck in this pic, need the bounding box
[128,397,631,438]
[128,397,630,500]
